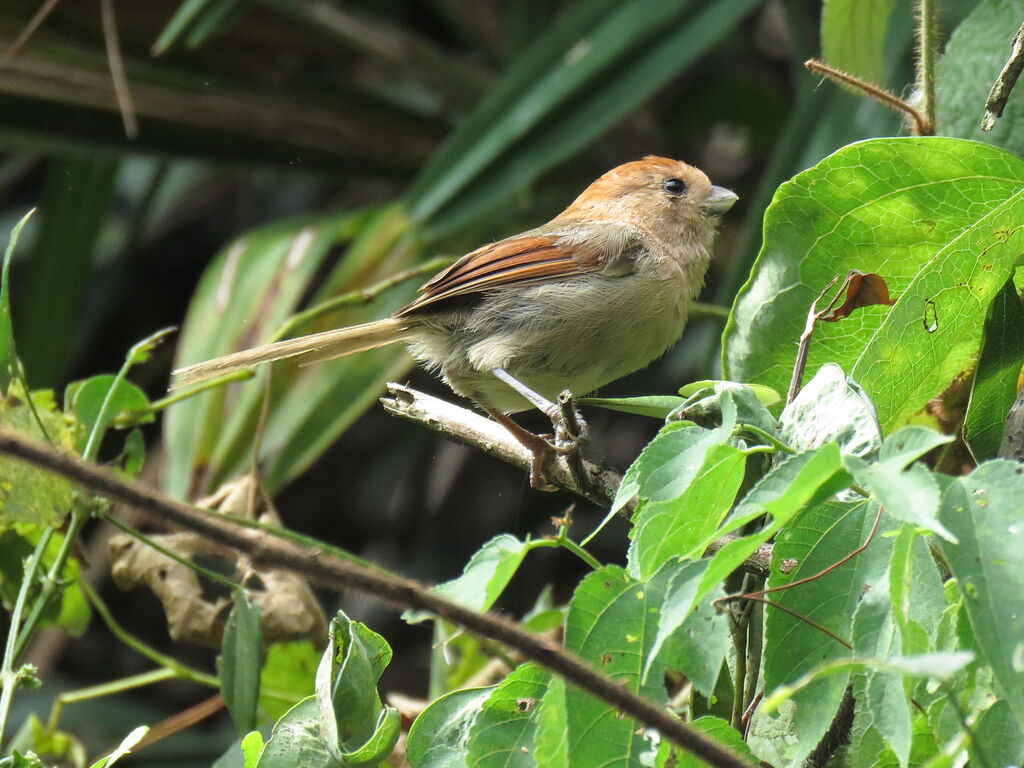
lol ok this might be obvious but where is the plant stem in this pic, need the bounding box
[131,370,254,421]
[0,530,50,745]
[47,668,176,733]
[528,535,603,571]
[81,580,220,690]
[916,0,938,134]
[736,424,794,455]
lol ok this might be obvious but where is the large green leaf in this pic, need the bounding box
[407,687,494,768]
[562,566,669,767]
[465,663,551,768]
[407,0,763,234]
[937,461,1024,730]
[937,0,1024,156]
[821,0,895,86]
[724,137,1024,431]
[754,501,897,766]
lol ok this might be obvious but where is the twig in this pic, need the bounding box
[915,0,938,135]
[0,429,755,768]
[0,0,62,71]
[788,275,840,404]
[380,383,624,509]
[982,22,1024,131]
[99,0,138,138]
[804,59,931,135]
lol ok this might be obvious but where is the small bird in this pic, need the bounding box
[174,156,737,486]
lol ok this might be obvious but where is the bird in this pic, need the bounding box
[173,156,737,488]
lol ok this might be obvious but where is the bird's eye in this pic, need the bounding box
[663,177,687,196]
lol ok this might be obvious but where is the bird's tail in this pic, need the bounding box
[171,318,406,388]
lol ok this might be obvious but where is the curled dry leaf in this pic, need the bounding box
[819,271,894,322]
[108,475,327,647]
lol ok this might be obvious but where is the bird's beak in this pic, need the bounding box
[704,186,738,214]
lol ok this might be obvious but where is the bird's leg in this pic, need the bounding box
[485,408,560,491]
[488,368,591,490]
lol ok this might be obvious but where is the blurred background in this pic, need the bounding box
[0,0,978,763]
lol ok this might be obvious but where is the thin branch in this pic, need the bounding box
[805,59,931,135]
[0,429,755,768]
[982,22,1024,131]
[739,596,852,650]
[915,0,938,135]
[380,383,625,509]
[99,0,138,138]
[0,0,62,71]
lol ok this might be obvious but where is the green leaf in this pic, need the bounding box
[628,444,746,579]
[821,0,895,85]
[254,697,336,767]
[937,0,1024,156]
[672,381,778,435]
[220,590,263,735]
[972,700,1024,767]
[675,717,753,767]
[613,394,737,512]
[778,364,881,457]
[18,157,119,386]
[845,427,955,541]
[757,500,896,765]
[466,663,550,768]
[0,210,35,392]
[315,612,399,764]
[403,534,529,624]
[407,687,493,768]
[645,560,729,696]
[964,275,1024,460]
[0,389,76,526]
[578,395,684,419]
[532,677,567,768]
[852,574,911,768]
[888,525,945,655]
[678,380,782,407]
[724,137,1024,432]
[691,446,850,608]
[240,731,264,768]
[259,641,319,721]
[66,375,152,452]
[563,566,668,767]
[937,460,1024,730]
[408,0,762,234]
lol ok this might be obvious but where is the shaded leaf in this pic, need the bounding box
[259,641,320,722]
[407,687,493,768]
[0,210,35,392]
[466,663,550,768]
[964,275,1024,461]
[404,534,529,624]
[66,375,152,452]
[821,0,895,86]
[578,395,684,419]
[220,590,264,735]
[937,460,1024,730]
[676,717,753,768]
[937,0,1024,156]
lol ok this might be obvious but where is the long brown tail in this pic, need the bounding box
[171,318,405,388]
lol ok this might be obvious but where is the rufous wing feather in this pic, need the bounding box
[397,235,596,316]
[171,318,405,388]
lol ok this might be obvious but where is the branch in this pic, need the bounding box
[982,22,1024,131]
[380,383,625,509]
[0,430,754,768]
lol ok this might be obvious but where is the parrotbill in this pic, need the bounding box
[174,156,737,485]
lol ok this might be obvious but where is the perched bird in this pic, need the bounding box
[174,156,737,486]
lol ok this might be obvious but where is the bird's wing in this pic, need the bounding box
[396,225,642,317]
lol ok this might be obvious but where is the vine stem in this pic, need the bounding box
[916,0,938,133]
[0,429,755,768]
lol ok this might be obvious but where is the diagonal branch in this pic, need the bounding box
[0,429,754,768]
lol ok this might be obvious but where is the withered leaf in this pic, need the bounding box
[820,271,894,322]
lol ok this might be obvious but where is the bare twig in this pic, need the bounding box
[915,0,938,134]
[788,275,840,404]
[805,59,932,135]
[99,0,138,138]
[0,429,755,768]
[0,0,62,71]
[982,22,1024,131]
[380,383,625,509]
